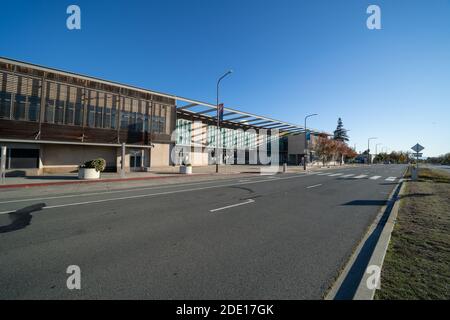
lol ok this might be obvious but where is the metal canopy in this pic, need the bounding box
[175,98,326,135]
[176,99,325,134]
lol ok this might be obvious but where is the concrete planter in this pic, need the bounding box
[179,165,192,174]
[78,168,100,180]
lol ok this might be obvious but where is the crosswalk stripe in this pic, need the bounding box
[354,175,367,179]
[386,177,396,181]
[318,173,332,176]
[329,173,343,176]
[341,174,355,178]
[370,176,381,180]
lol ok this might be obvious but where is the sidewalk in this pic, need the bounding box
[0,164,359,189]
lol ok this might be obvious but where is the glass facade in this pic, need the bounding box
[204,125,257,149]
[0,71,41,122]
[176,119,192,145]
[0,68,173,135]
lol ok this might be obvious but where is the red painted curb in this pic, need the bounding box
[0,173,214,189]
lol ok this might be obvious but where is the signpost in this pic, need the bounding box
[410,143,425,181]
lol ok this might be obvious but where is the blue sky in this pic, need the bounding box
[1,0,449,156]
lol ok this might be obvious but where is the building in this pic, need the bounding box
[0,57,325,175]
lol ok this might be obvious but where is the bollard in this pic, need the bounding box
[411,165,418,181]
[283,163,287,173]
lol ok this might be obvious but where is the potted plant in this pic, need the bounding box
[78,158,106,179]
[179,162,192,174]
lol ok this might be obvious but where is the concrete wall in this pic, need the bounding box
[190,149,209,166]
[288,134,306,155]
[287,133,319,156]
[42,144,116,173]
[151,143,170,167]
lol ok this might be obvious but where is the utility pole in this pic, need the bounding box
[375,143,382,163]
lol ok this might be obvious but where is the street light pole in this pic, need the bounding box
[304,113,318,170]
[375,143,382,163]
[216,70,233,173]
[367,137,377,165]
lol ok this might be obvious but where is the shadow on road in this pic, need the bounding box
[0,203,46,234]
[343,200,387,206]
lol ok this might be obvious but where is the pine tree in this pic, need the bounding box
[333,117,349,142]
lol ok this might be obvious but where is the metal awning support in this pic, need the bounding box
[224,115,252,122]
[177,103,198,110]
[248,120,274,126]
[266,124,294,129]
[241,118,268,124]
[196,108,217,115]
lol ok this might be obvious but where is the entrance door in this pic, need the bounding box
[130,150,143,172]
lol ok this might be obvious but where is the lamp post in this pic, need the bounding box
[367,137,377,164]
[216,70,233,173]
[375,143,382,163]
[304,113,318,170]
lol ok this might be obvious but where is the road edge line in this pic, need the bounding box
[325,167,408,300]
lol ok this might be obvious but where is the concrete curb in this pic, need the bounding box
[325,169,408,300]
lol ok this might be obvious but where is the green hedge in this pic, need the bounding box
[81,158,106,172]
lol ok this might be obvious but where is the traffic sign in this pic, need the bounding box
[411,143,424,153]
[412,153,423,157]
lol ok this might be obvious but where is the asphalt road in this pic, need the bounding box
[0,164,406,299]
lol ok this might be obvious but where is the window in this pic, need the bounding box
[111,95,118,129]
[151,103,167,134]
[54,84,66,124]
[45,82,57,123]
[0,73,42,122]
[13,94,26,120]
[121,97,131,129]
[95,92,105,128]
[28,96,40,122]
[74,87,84,126]
[176,119,192,145]
[87,90,97,127]
[207,125,217,147]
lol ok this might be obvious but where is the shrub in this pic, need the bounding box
[80,158,106,172]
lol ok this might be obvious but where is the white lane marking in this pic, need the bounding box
[0,178,239,205]
[370,176,381,180]
[210,199,255,212]
[386,177,396,181]
[317,173,332,176]
[354,175,368,179]
[341,174,355,178]
[0,174,305,215]
[398,178,404,183]
[329,173,343,177]
[306,184,322,189]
